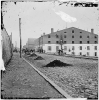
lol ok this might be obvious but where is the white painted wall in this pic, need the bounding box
[63,44,98,57]
[43,44,60,53]
[35,44,98,57]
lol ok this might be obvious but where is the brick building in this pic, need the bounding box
[33,27,98,57]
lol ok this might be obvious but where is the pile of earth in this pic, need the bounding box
[34,56,44,60]
[29,53,37,57]
[44,60,72,67]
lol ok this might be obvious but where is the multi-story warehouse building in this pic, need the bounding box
[34,27,98,57]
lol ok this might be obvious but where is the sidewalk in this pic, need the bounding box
[1,53,63,99]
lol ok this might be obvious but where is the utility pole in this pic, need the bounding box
[19,18,22,58]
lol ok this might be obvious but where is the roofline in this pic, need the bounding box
[43,27,98,37]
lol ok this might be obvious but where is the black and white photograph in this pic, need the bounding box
[1,0,98,99]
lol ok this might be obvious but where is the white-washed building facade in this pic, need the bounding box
[34,27,98,57]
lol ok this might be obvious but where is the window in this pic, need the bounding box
[87,41,90,44]
[48,46,51,51]
[72,41,74,44]
[72,46,75,50]
[94,36,97,38]
[87,36,89,38]
[72,35,74,38]
[64,41,66,44]
[72,30,74,33]
[80,46,82,50]
[80,52,82,55]
[94,46,97,50]
[95,52,97,56]
[64,35,66,38]
[87,46,90,50]
[80,41,82,44]
[48,41,51,44]
[80,36,82,38]
[64,46,67,50]
[56,34,59,38]
[95,41,97,44]
[56,46,59,51]
[87,52,89,56]
[56,41,59,44]
[48,35,50,38]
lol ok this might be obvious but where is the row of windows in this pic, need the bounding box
[71,35,97,38]
[72,52,97,56]
[64,46,97,50]
[63,30,77,33]
[79,52,97,56]
[48,46,97,56]
[48,41,97,44]
[72,41,97,44]
[48,46,97,51]
[48,34,97,38]
[63,30,74,33]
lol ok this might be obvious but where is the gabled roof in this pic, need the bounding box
[43,27,98,37]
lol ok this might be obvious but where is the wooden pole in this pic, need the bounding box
[19,18,22,58]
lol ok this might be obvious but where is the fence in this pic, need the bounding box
[1,28,13,67]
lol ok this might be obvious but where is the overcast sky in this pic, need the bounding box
[2,1,98,48]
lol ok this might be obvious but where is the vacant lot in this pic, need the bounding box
[23,53,98,98]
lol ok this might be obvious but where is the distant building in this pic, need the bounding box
[24,38,36,50]
[34,27,98,57]
[23,45,27,49]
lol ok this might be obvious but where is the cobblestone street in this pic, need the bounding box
[1,53,63,99]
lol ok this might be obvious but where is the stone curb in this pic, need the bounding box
[22,57,72,99]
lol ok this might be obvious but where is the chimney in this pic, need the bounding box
[51,28,54,33]
[43,32,45,35]
[91,29,94,34]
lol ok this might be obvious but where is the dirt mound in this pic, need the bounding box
[44,60,72,67]
[26,52,31,55]
[29,53,37,57]
[34,56,44,60]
